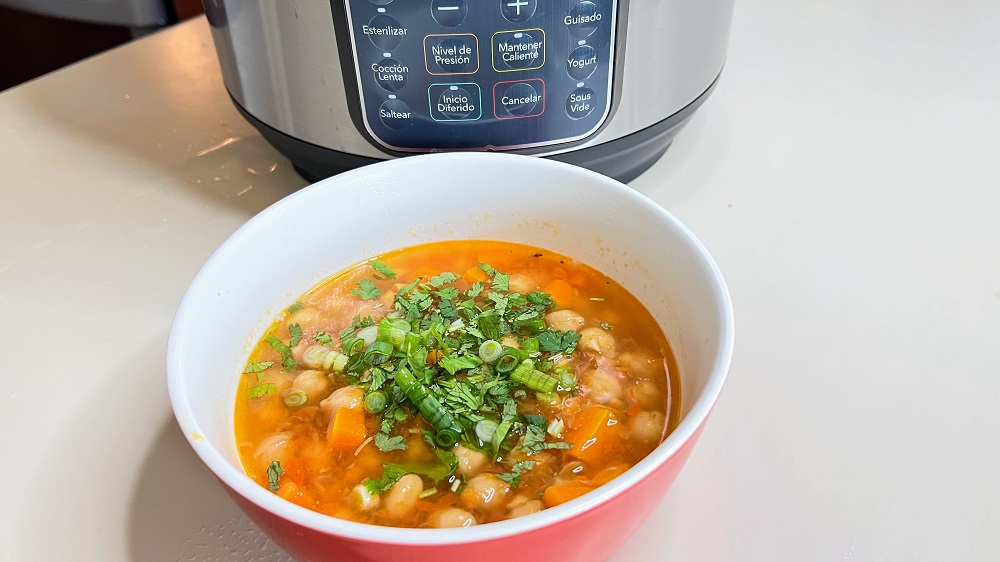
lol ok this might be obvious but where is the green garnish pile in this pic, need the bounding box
[272,260,583,495]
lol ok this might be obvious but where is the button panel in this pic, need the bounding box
[343,0,618,151]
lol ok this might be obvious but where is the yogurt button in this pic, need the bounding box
[566,45,598,80]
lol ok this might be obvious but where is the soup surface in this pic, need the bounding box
[236,241,679,528]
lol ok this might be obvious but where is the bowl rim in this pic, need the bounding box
[167,152,734,545]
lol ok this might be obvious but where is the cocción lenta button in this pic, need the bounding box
[428,83,483,121]
[424,34,480,75]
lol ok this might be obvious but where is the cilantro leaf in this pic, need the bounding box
[369,260,397,280]
[243,361,273,374]
[374,433,408,452]
[288,323,303,347]
[429,272,459,287]
[247,383,276,399]
[266,461,284,491]
[264,336,297,371]
[465,282,484,298]
[527,292,554,307]
[522,413,547,428]
[478,263,496,276]
[435,286,460,300]
[314,332,333,346]
[352,278,382,300]
[287,301,305,314]
[363,463,408,495]
[487,292,509,315]
[599,322,615,331]
[493,272,510,292]
[439,354,483,376]
[497,460,535,487]
[537,330,581,354]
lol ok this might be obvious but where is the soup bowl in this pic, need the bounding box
[167,153,733,562]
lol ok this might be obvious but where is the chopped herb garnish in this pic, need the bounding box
[314,331,334,346]
[288,323,303,347]
[497,460,535,487]
[369,260,397,279]
[287,301,306,314]
[265,335,297,371]
[363,463,408,495]
[429,272,459,287]
[266,460,284,491]
[590,297,606,302]
[248,383,276,399]
[599,322,615,331]
[243,361,273,374]
[537,330,581,354]
[352,278,382,300]
[374,433,408,452]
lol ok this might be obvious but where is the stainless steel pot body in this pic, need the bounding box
[205,0,734,168]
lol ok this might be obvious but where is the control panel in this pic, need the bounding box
[341,0,619,152]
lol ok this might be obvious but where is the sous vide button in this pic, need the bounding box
[565,86,596,120]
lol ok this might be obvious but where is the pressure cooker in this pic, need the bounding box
[204,0,735,182]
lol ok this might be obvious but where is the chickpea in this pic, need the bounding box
[508,500,543,519]
[545,310,585,332]
[453,444,489,478]
[432,508,477,528]
[460,475,511,512]
[582,367,623,404]
[383,474,423,520]
[579,327,616,357]
[291,370,331,402]
[631,379,664,410]
[628,411,665,445]
[507,273,537,293]
[320,385,364,417]
[252,431,292,471]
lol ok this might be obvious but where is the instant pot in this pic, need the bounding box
[204,0,734,182]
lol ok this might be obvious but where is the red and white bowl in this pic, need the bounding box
[167,153,734,562]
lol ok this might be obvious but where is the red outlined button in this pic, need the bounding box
[493,78,545,119]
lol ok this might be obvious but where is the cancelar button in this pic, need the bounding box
[429,83,482,122]
[494,78,545,119]
[492,29,545,71]
[424,34,480,75]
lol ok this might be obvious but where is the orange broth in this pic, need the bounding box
[235,240,679,528]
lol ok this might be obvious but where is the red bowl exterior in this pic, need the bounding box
[222,421,707,562]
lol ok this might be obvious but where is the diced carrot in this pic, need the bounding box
[542,484,594,508]
[426,349,444,364]
[565,406,623,465]
[463,265,490,285]
[327,407,368,451]
[544,279,577,307]
[282,457,307,487]
[591,464,631,486]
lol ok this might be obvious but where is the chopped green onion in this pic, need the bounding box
[365,341,393,365]
[515,318,547,335]
[377,318,409,348]
[357,325,378,346]
[283,390,308,407]
[341,336,365,355]
[435,428,459,448]
[496,348,522,374]
[535,391,559,406]
[394,367,464,437]
[303,345,330,369]
[365,391,388,414]
[325,350,349,373]
[475,419,499,443]
[419,488,438,499]
[556,368,576,390]
[521,337,540,354]
[478,340,503,363]
[511,360,559,393]
[547,418,565,436]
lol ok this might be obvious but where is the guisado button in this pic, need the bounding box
[364,14,407,50]
[565,1,603,38]
[379,97,413,129]
[429,83,482,121]
[494,79,544,119]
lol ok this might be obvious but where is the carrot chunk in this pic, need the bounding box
[327,407,368,451]
[544,279,577,307]
[565,406,623,464]
[542,484,594,507]
[463,265,490,285]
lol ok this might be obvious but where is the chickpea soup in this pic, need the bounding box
[236,241,679,528]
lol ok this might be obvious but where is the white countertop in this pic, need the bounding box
[2,3,999,560]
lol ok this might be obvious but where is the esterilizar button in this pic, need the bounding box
[493,78,544,119]
[373,57,408,92]
[566,45,598,80]
[500,0,536,23]
[364,14,407,50]
[565,1,603,38]
[424,34,479,75]
[566,86,596,119]
[428,83,482,121]
[379,97,413,130]
[492,29,545,71]
[431,0,468,27]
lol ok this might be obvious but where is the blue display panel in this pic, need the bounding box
[343,0,619,152]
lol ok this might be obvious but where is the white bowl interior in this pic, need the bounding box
[168,152,733,542]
